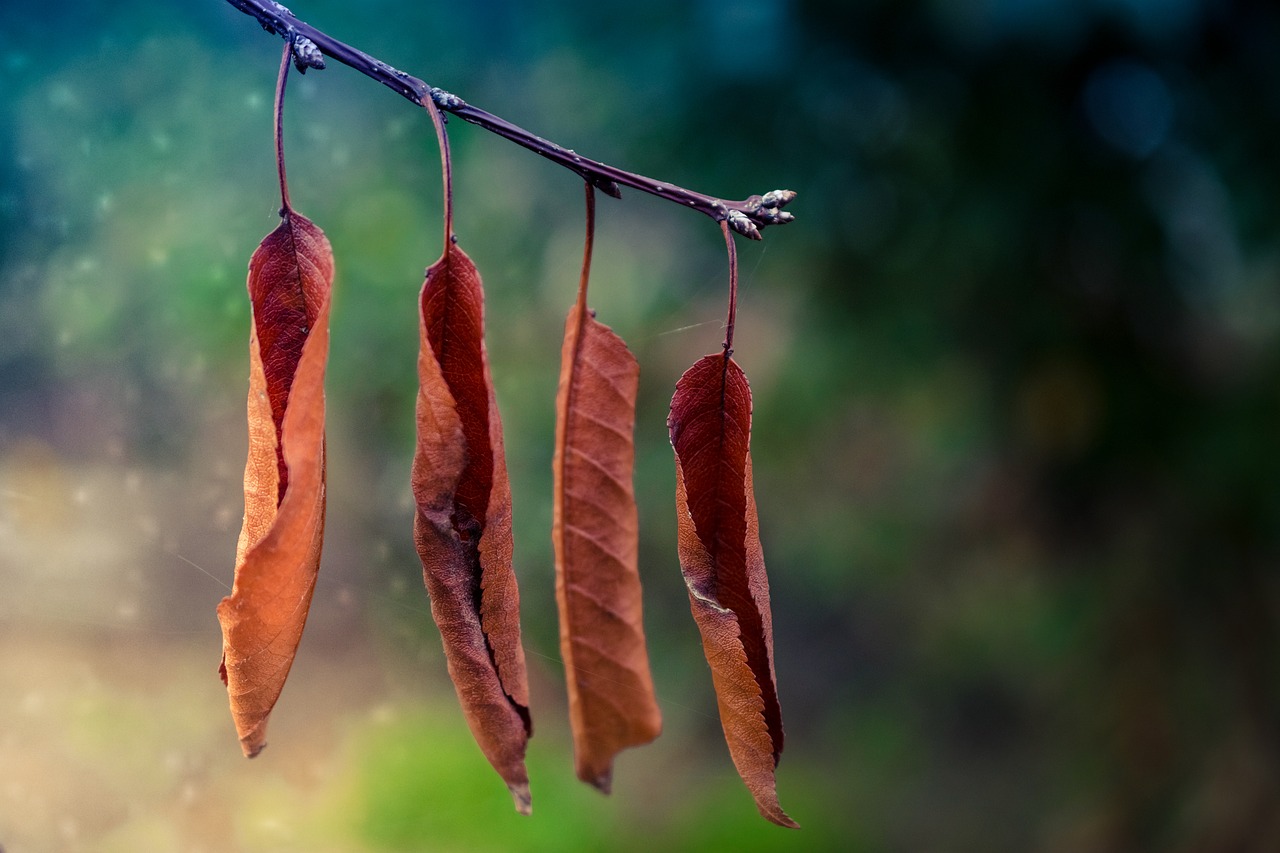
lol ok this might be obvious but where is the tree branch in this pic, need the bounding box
[224,0,796,239]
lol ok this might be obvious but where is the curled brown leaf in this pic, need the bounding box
[217,210,333,758]
[669,352,796,828]
[413,241,532,814]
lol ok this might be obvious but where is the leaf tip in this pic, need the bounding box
[508,782,533,815]
[585,767,613,795]
[751,775,798,828]
[745,740,796,828]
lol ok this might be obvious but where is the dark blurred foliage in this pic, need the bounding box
[764,1,1280,850]
[1,0,1278,850]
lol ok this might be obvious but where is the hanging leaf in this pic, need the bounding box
[669,352,796,828]
[216,43,333,759]
[413,241,532,814]
[552,185,661,793]
[217,208,334,757]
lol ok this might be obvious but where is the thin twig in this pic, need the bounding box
[224,0,796,239]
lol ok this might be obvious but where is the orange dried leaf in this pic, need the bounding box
[413,242,532,814]
[552,297,661,793]
[217,210,333,758]
[669,353,795,828]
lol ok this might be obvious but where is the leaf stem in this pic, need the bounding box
[721,219,738,354]
[225,0,796,239]
[577,183,596,314]
[273,41,292,214]
[422,97,454,250]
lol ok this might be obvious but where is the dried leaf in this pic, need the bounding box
[669,353,795,828]
[217,210,334,758]
[413,242,532,814]
[552,295,661,793]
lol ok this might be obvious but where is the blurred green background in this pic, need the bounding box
[2,0,1278,850]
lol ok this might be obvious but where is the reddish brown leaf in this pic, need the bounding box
[217,210,333,758]
[413,242,532,814]
[552,294,661,793]
[669,352,796,828]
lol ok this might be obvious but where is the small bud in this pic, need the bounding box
[430,88,465,110]
[594,178,623,199]
[756,205,795,225]
[291,36,325,72]
[761,189,797,209]
[727,209,761,240]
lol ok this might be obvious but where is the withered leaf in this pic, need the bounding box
[552,286,661,793]
[217,209,333,758]
[413,241,532,814]
[669,352,796,828]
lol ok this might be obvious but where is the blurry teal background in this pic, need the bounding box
[2,0,1279,850]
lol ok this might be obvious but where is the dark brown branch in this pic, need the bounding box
[224,0,796,239]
